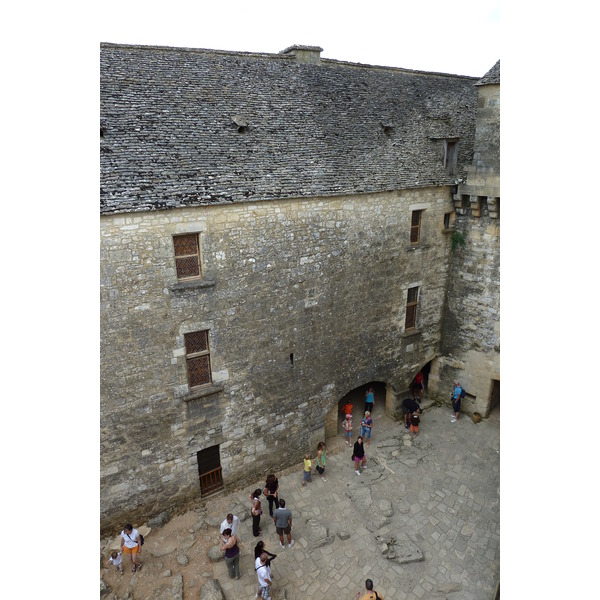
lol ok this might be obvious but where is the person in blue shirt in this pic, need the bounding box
[451,381,462,422]
[364,386,374,413]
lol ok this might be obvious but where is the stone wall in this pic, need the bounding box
[100,187,455,533]
[435,80,500,416]
[435,209,500,415]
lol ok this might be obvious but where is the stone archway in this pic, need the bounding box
[324,381,390,442]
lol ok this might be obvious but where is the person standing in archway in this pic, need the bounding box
[361,411,373,448]
[365,386,375,414]
[342,413,353,445]
[412,371,424,402]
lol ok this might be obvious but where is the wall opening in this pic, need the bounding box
[409,360,432,400]
[197,445,223,497]
[489,378,500,419]
[333,381,387,435]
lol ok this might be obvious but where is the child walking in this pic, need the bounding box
[410,410,420,438]
[342,413,353,445]
[302,453,312,486]
[315,442,327,481]
[107,550,124,575]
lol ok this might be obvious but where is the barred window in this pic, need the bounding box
[184,330,212,388]
[410,210,422,245]
[405,287,419,330]
[173,233,201,280]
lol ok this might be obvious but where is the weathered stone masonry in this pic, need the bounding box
[100,187,456,531]
[436,61,500,415]
[100,43,499,534]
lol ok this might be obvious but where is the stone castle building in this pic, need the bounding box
[100,43,500,534]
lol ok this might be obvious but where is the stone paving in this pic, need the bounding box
[207,401,500,600]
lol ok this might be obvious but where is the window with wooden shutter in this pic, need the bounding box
[443,139,458,175]
[173,233,201,280]
[405,287,419,330]
[410,210,422,245]
[185,330,212,388]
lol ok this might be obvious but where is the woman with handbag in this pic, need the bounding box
[352,436,367,475]
[120,523,143,573]
[250,488,263,537]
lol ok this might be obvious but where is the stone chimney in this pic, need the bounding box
[280,45,323,64]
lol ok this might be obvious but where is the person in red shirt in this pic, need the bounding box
[412,371,424,402]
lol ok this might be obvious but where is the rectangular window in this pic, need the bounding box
[173,233,201,280]
[405,287,419,330]
[410,210,422,244]
[444,213,451,229]
[443,139,458,175]
[184,330,212,388]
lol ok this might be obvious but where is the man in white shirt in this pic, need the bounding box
[255,552,272,599]
[220,513,240,539]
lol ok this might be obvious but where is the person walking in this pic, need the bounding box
[451,380,463,422]
[356,578,384,600]
[315,442,327,481]
[364,386,375,413]
[410,410,420,438]
[352,435,367,475]
[220,527,241,579]
[273,498,294,548]
[220,512,241,538]
[254,541,276,598]
[255,552,272,599]
[120,523,143,573]
[263,473,280,517]
[250,488,263,537]
[342,413,353,445]
[107,550,124,575]
[302,453,312,486]
[402,397,422,429]
[360,411,373,448]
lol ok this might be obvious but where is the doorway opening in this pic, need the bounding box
[197,444,223,497]
[488,379,500,421]
[336,381,387,432]
[409,360,432,399]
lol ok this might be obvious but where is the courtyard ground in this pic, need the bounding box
[100,399,500,599]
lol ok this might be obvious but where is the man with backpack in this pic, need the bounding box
[356,578,384,600]
[451,380,465,423]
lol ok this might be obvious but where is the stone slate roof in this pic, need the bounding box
[100,43,479,215]
[477,60,500,86]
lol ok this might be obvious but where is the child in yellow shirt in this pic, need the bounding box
[302,454,312,486]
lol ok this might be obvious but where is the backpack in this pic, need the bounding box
[460,388,466,399]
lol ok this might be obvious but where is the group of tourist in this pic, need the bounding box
[240,471,297,597]
[340,387,376,475]
[112,379,472,598]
